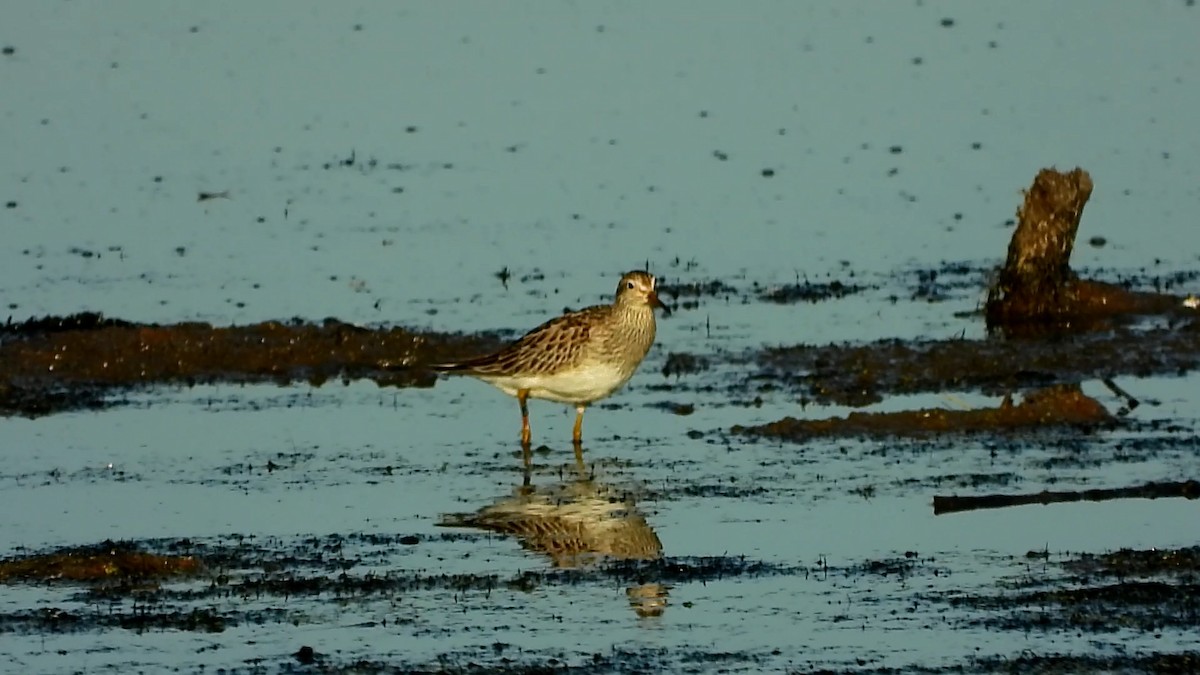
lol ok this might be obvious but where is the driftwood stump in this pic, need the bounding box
[985,167,1177,328]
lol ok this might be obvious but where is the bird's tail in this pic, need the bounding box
[428,353,498,373]
[376,358,471,373]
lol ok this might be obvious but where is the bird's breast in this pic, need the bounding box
[523,362,635,404]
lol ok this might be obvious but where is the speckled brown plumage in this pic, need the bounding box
[433,270,667,445]
[439,476,663,568]
[440,305,607,377]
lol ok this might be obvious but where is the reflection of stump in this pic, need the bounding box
[986,168,1176,328]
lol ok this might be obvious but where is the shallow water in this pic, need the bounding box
[3,2,1200,673]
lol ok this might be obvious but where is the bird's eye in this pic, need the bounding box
[626,281,635,289]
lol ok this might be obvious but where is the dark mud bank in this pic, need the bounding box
[0,312,502,417]
[2,538,1198,673]
[5,301,1199,441]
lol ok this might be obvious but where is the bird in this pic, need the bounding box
[438,470,663,569]
[438,457,669,616]
[432,270,667,446]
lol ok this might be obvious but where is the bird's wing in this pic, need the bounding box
[437,305,608,377]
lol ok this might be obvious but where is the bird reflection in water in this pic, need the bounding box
[439,444,668,617]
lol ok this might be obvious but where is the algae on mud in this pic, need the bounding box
[6,536,1196,672]
[0,312,501,417]
[733,384,1114,440]
[733,168,1198,440]
[0,534,790,636]
[0,539,201,583]
[5,168,1197,439]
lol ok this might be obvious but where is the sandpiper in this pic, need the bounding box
[433,270,667,446]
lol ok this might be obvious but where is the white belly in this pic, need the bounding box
[483,362,633,404]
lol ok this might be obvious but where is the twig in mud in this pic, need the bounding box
[933,479,1200,515]
[1102,377,1140,415]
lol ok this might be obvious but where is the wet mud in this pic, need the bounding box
[4,169,1200,671]
[940,546,1200,666]
[4,299,1199,672]
[724,168,1199,442]
[12,295,1195,429]
[757,278,869,304]
[0,539,201,583]
[733,384,1114,440]
[0,535,788,633]
[3,536,1197,673]
[0,312,501,417]
[783,308,1192,393]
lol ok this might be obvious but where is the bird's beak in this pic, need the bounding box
[649,289,671,316]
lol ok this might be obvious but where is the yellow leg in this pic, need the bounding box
[521,444,533,488]
[572,405,585,444]
[518,389,532,447]
[573,438,585,468]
